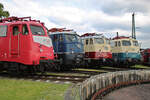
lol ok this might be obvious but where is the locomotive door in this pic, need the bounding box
[85,39,90,57]
[88,38,94,57]
[58,34,63,52]
[10,25,21,57]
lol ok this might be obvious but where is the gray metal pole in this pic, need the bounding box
[132,13,136,39]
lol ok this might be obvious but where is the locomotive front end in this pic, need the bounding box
[81,33,113,67]
[30,24,55,65]
[111,36,142,66]
[63,33,84,66]
[0,16,55,73]
[49,28,84,70]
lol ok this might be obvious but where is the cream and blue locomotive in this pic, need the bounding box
[48,28,84,70]
[111,36,142,65]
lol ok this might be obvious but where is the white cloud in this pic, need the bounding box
[1,0,150,48]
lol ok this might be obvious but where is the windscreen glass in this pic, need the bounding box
[30,25,45,35]
[122,40,131,46]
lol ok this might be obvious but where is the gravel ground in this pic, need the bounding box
[104,84,150,100]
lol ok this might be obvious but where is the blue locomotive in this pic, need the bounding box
[48,28,84,70]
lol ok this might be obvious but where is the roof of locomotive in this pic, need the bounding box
[49,31,77,34]
[112,36,130,40]
[0,16,44,26]
[112,36,138,41]
[142,48,150,53]
[81,33,106,39]
[48,28,77,35]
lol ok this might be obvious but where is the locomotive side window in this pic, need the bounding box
[54,35,58,41]
[95,38,104,44]
[13,26,19,36]
[133,41,139,46]
[22,24,29,35]
[115,41,117,47]
[106,39,110,44]
[110,41,115,47]
[90,38,93,44]
[122,40,131,46]
[30,25,45,35]
[118,41,121,46]
[0,25,7,37]
[86,39,88,45]
[59,35,63,41]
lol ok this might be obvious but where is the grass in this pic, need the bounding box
[0,78,71,100]
[74,65,150,73]
[101,66,121,69]
[45,72,88,76]
[74,68,109,72]
[131,65,150,69]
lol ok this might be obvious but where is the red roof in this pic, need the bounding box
[113,36,130,40]
[0,16,44,25]
[48,28,73,32]
[81,33,102,37]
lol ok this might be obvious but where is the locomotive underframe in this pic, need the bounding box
[55,52,84,69]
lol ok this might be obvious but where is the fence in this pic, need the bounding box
[64,70,150,100]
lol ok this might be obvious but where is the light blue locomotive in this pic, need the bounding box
[111,36,142,66]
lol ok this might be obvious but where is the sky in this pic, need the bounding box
[1,0,150,48]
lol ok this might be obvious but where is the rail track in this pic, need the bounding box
[0,70,95,84]
[28,74,90,83]
[0,65,149,84]
[0,72,90,84]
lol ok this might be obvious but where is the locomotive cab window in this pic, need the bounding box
[122,40,131,46]
[22,24,29,35]
[118,41,121,47]
[0,25,7,37]
[65,34,77,42]
[59,34,63,42]
[133,41,139,46]
[95,38,104,44]
[110,41,115,47]
[54,35,58,41]
[86,39,88,45]
[106,39,110,44]
[13,26,19,36]
[90,38,93,44]
[30,25,45,35]
[115,41,117,47]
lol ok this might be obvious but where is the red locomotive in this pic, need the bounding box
[141,48,150,65]
[0,16,55,73]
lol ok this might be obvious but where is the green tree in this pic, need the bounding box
[0,3,10,18]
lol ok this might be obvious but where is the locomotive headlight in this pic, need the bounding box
[71,50,74,53]
[77,44,81,49]
[40,48,43,52]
